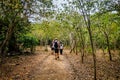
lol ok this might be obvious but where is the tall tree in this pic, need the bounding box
[0,0,32,56]
[0,0,54,55]
[70,0,97,79]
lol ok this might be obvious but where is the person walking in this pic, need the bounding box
[54,38,59,60]
[60,41,63,55]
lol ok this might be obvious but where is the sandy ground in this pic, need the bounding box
[30,54,74,80]
[1,47,120,80]
[1,47,76,80]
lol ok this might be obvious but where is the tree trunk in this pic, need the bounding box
[45,39,48,51]
[113,40,117,52]
[77,0,97,79]
[87,19,97,80]
[81,42,85,63]
[104,32,112,61]
[31,46,35,54]
[80,29,85,63]
[8,33,20,53]
[75,40,78,55]
[69,33,75,53]
[70,39,76,53]
[0,23,14,56]
[78,28,85,63]
[80,49,84,63]
[0,22,14,63]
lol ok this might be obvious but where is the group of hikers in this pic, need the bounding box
[50,38,64,60]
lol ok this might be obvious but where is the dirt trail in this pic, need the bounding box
[1,46,120,80]
[30,54,74,80]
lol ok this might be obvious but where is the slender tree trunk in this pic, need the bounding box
[81,42,85,63]
[75,40,78,55]
[80,8,97,78]
[45,38,48,51]
[31,46,35,54]
[78,0,97,79]
[70,39,76,53]
[81,49,84,63]
[113,40,117,52]
[87,19,97,80]
[79,28,85,63]
[104,32,112,61]
[107,37,112,61]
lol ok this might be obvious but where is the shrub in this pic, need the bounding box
[19,35,39,53]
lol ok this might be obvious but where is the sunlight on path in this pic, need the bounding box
[31,55,74,80]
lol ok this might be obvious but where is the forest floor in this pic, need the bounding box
[0,46,120,80]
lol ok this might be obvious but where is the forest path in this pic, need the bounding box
[1,46,79,80]
[1,47,120,80]
[29,52,75,80]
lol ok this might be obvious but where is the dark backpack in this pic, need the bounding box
[54,41,58,49]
